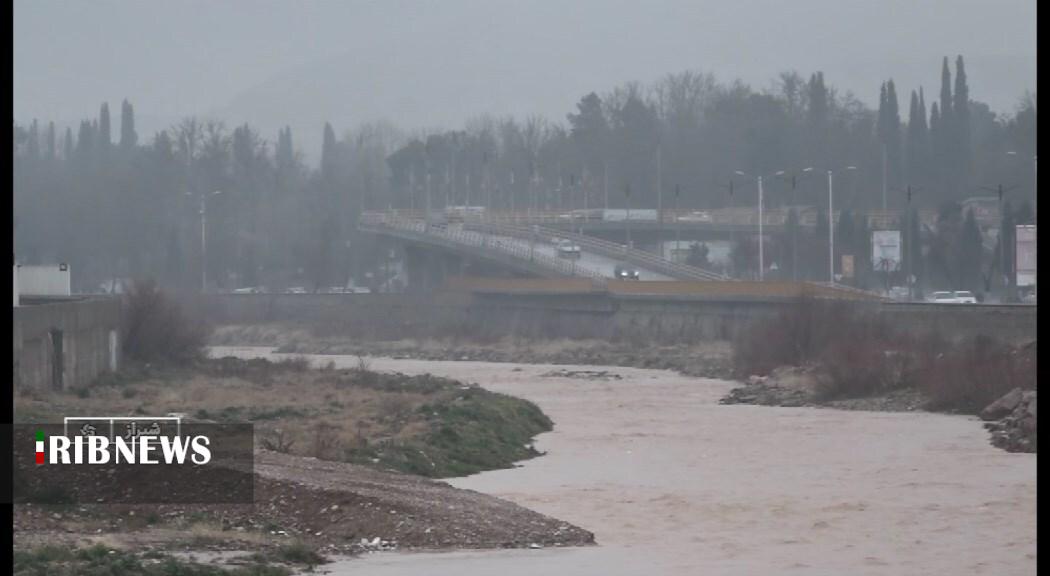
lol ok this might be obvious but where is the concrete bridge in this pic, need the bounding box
[358,211,727,283]
[359,210,882,300]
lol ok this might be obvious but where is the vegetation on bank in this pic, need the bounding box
[15,355,554,479]
[732,297,1036,413]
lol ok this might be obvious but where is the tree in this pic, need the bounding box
[956,208,984,292]
[120,99,137,148]
[98,102,112,149]
[686,242,711,268]
[567,92,609,178]
[937,57,954,198]
[45,121,56,160]
[953,56,971,187]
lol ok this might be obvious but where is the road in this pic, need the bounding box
[481,231,673,281]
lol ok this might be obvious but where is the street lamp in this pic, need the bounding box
[899,184,923,300]
[674,184,681,261]
[774,167,814,281]
[734,170,769,280]
[980,183,1018,297]
[625,184,632,250]
[186,190,223,293]
[716,179,736,277]
[825,166,857,285]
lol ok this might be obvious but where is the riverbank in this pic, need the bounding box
[210,323,736,379]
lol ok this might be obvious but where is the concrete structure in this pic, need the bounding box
[13,296,122,391]
[13,258,121,391]
[206,284,1034,346]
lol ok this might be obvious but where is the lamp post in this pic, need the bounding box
[734,170,769,280]
[981,183,1018,297]
[825,166,857,285]
[674,184,681,261]
[625,184,632,250]
[186,190,223,293]
[717,179,736,277]
[903,184,921,300]
[774,167,814,281]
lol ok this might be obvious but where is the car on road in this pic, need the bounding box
[284,286,308,294]
[555,239,582,259]
[677,210,713,223]
[887,286,910,300]
[614,264,640,280]
[952,291,977,304]
[929,291,958,303]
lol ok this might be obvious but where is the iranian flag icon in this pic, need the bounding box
[35,430,45,464]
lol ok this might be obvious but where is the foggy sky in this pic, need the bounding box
[14,0,1037,162]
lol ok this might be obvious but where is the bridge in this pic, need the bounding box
[359,210,882,300]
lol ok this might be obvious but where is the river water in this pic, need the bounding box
[211,347,1037,576]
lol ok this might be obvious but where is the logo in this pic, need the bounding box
[36,416,211,465]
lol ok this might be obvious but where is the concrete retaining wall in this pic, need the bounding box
[13,297,122,391]
[206,292,1036,345]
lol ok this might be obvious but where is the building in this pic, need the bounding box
[13,257,122,391]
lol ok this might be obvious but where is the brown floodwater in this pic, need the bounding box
[211,347,1037,575]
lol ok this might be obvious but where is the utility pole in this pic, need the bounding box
[656,146,663,223]
[200,195,207,293]
[425,172,432,230]
[828,170,834,284]
[674,184,681,261]
[603,161,609,210]
[882,143,888,212]
[758,176,765,280]
[625,184,632,250]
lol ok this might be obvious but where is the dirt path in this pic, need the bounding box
[212,347,1038,575]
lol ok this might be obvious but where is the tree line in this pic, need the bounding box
[13,56,1036,295]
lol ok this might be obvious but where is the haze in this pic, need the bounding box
[14,0,1036,162]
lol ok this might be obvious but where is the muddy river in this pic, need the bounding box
[211,347,1037,575]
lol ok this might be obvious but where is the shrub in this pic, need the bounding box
[733,296,881,377]
[917,334,1036,412]
[122,280,209,364]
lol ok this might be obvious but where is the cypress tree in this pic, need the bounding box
[45,121,56,160]
[321,122,337,185]
[953,56,971,188]
[98,103,111,148]
[885,80,902,193]
[63,127,73,160]
[938,58,954,198]
[120,99,137,149]
[26,119,39,161]
[907,90,921,183]
[957,208,983,291]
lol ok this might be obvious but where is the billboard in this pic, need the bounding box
[1016,225,1037,287]
[871,230,901,272]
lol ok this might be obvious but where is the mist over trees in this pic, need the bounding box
[13,56,1036,294]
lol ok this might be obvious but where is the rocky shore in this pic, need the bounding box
[980,388,1038,453]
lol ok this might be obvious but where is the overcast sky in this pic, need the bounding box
[14,0,1037,161]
